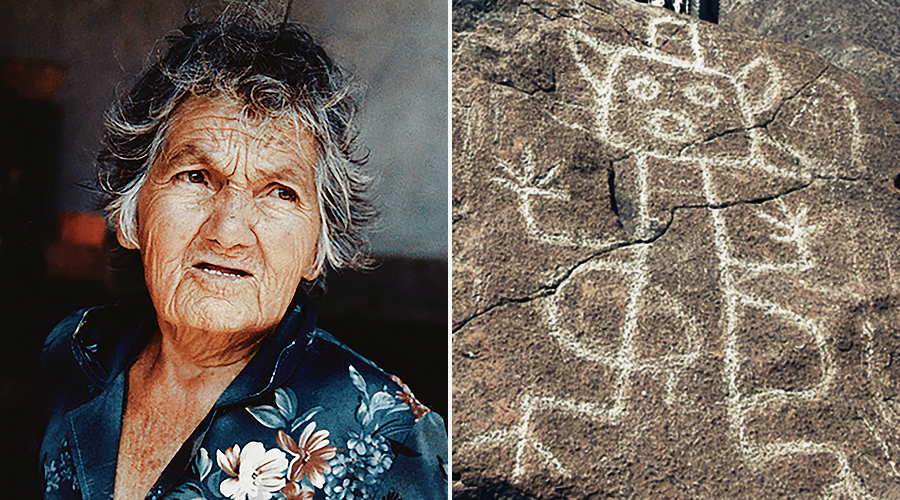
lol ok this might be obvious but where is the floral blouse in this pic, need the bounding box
[39,295,447,500]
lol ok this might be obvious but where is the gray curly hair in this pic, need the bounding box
[98,8,375,274]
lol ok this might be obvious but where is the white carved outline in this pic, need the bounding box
[771,77,864,179]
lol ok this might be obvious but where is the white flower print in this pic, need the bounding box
[216,442,288,500]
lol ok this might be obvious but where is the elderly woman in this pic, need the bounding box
[39,10,446,500]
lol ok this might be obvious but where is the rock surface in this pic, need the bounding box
[452,0,900,498]
[719,0,900,122]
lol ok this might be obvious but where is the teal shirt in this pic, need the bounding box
[40,296,448,500]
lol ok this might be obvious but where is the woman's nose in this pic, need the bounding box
[199,188,257,249]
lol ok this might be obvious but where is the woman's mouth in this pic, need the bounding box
[194,262,252,278]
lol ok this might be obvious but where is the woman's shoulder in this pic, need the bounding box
[291,328,420,411]
[300,326,438,421]
[40,306,103,412]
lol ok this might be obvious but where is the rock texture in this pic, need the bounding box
[452,0,900,498]
[719,0,900,122]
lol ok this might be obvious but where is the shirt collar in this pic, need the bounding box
[70,295,157,389]
[69,294,318,404]
[215,301,318,406]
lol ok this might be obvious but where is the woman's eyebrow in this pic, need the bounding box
[157,143,212,175]
[167,144,210,165]
[265,163,316,187]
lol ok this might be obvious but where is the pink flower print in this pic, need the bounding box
[280,481,315,500]
[276,422,337,489]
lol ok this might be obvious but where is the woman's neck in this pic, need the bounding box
[113,328,260,500]
[153,319,270,371]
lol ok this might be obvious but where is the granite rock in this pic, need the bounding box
[719,0,900,119]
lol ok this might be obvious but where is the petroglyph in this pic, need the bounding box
[491,147,582,247]
[545,244,703,410]
[495,17,824,245]
[454,3,900,498]
[466,395,577,481]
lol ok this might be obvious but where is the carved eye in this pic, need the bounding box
[626,76,661,102]
[682,84,721,108]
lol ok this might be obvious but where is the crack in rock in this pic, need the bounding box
[581,1,654,49]
[452,178,827,333]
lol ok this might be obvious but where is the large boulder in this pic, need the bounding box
[452,0,900,498]
[719,0,900,123]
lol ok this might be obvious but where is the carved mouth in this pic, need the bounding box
[194,262,252,278]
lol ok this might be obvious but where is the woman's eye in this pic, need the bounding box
[182,170,206,184]
[274,186,298,202]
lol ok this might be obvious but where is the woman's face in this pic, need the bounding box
[124,95,321,341]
